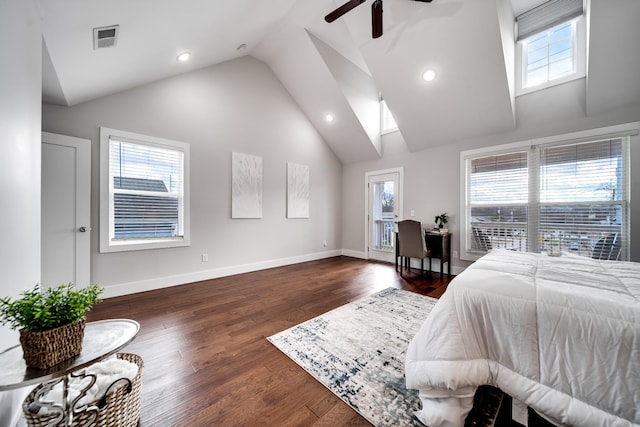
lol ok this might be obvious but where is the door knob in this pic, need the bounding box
[78,226,88,232]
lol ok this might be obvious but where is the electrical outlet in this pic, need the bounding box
[410,210,415,217]
[453,250,458,259]
[323,240,327,247]
[202,253,209,262]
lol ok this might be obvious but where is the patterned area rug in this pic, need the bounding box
[268,287,432,426]
[268,287,503,427]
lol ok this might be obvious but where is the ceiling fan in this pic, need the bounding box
[325,0,433,39]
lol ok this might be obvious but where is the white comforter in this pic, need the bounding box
[405,250,640,427]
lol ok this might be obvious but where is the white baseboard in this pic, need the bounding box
[102,249,467,299]
[341,249,367,259]
[339,250,467,276]
[102,250,343,298]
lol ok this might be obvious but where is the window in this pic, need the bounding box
[515,0,586,95]
[524,21,574,88]
[467,151,529,253]
[381,99,398,134]
[538,141,626,258]
[461,124,636,261]
[100,127,190,252]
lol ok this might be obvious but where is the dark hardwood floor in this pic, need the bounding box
[87,256,453,427]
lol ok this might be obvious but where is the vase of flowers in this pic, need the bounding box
[0,283,103,369]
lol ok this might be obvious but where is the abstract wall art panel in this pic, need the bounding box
[287,162,309,219]
[232,152,263,218]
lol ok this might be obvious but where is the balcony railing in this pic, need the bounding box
[471,221,622,260]
[471,221,528,252]
[373,219,395,251]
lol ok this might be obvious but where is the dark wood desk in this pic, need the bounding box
[394,231,451,277]
[425,231,451,276]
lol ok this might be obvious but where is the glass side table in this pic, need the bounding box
[0,319,140,426]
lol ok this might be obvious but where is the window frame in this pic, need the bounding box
[99,127,190,253]
[515,15,586,96]
[460,123,638,261]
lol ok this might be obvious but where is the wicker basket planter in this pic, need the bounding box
[23,352,144,427]
[20,320,85,369]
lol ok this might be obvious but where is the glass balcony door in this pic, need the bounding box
[366,169,402,263]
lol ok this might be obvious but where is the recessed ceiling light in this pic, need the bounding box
[422,69,436,82]
[325,113,335,123]
[177,52,191,62]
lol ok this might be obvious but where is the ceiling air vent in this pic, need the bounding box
[93,25,119,49]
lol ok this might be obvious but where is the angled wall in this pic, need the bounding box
[309,32,381,156]
[259,27,382,164]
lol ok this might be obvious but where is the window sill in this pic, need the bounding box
[516,73,585,97]
[99,237,190,253]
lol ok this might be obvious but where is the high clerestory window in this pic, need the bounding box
[380,98,398,135]
[460,124,637,262]
[100,127,190,252]
[516,0,586,95]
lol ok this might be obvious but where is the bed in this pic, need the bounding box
[405,250,640,427]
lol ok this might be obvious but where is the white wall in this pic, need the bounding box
[342,82,640,271]
[0,1,42,424]
[42,56,343,297]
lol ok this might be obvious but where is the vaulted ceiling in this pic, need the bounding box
[38,0,640,164]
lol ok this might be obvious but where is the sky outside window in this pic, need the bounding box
[526,21,574,88]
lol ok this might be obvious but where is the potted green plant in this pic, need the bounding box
[435,213,449,233]
[0,283,103,369]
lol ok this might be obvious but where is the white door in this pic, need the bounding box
[366,168,403,263]
[41,132,91,288]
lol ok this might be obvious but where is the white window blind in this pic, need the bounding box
[100,127,190,252]
[516,0,583,41]
[467,152,529,253]
[539,139,627,260]
[463,135,630,261]
[110,139,184,240]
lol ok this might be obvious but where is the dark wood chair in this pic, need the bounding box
[397,220,431,277]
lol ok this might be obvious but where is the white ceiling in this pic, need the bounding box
[37,0,299,105]
[37,0,640,164]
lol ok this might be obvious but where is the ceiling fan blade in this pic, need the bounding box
[325,0,367,23]
[372,0,383,38]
